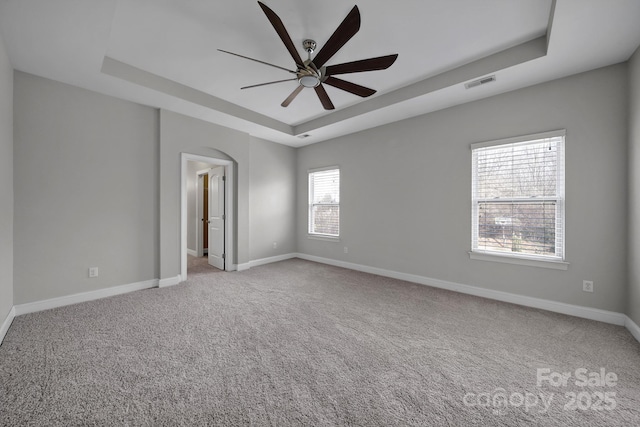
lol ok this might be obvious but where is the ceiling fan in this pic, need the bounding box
[218,1,398,110]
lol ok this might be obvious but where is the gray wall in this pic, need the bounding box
[297,64,629,313]
[0,31,13,320]
[249,136,297,260]
[9,72,298,304]
[159,110,251,278]
[13,72,159,304]
[629,47,640,325]
[5,55,636,320]
[159,112,298,278]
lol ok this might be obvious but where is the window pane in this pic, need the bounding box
[311,205,340,236]
[311,169,340,204]
[477,202,557,256]
[472,133,564,260]
[309,168,340,236]
[476,138,560,199]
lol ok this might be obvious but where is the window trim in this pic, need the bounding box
[308,166,340,239]
[470,130,567,268]
[468,251,569,270]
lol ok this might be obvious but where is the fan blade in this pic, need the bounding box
[281,85,304,107]
[325,54,398,76]
[242,79,298,90]
[323,76,376,97]
[312,6,361,69]
[218,49,296,74]
[257,2,306,70]
[314,84,335,110]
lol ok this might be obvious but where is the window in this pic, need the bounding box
[471,130,565,262]
[309,167,340,237]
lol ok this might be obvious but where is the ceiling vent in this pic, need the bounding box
[465,75,496,89]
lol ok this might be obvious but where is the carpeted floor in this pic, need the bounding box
[1,259,639,426]
[187,254,223,276]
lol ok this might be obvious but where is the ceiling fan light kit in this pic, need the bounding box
[219,2,398,111]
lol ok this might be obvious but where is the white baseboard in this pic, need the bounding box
[5,254,638,346]
[234,253,297,272]
[13,279,159,316]
[295,253,627,327]
[187,248,198,257]
[249,253,297,269]
[236,263,251,272]
[625,316,640,343]
[0,306,16,345]
[158,275,182,288]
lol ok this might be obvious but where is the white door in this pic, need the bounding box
[208,166,225,270]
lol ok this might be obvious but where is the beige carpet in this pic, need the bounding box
[1,259,639,426]
[187,254,222,276]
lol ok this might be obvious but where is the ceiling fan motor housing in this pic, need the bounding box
[298,52,321,88]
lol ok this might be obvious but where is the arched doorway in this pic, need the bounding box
[180,153,236,279]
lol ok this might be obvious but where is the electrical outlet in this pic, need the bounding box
[583,280,594,293]
[344,247,348,254]
[272,242,277,249]
[89,267,99,278]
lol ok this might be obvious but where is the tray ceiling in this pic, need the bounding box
[1,0,639,146]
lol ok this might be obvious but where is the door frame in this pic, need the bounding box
[180,153,235,278]
[195,168,210,258]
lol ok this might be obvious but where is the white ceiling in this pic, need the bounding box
[1,0,639,147]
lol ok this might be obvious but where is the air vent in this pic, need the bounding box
[465,75,496,89]
[297,134,311,139]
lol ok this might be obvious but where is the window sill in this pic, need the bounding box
[308,234,340,242]
[468,251,569,270]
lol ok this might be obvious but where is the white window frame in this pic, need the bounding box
[469,130,569,270]
[308,166,340,239]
